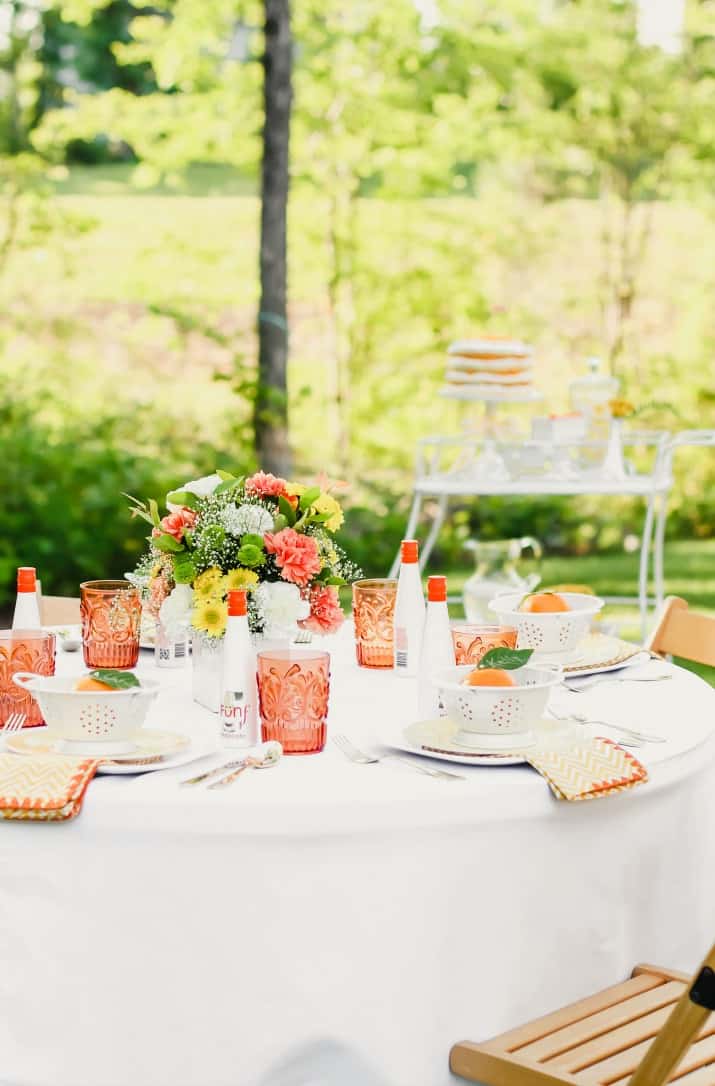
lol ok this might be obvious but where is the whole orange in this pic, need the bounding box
[520,592,570,613]
[465,668,516,687]
[74,676,114,692]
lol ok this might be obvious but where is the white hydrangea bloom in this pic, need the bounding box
[158,583,193,640]
[181,474,223,498]
[221,503,274,538]
[256,582,310,637]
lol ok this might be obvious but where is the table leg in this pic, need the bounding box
[388,492,424,577]
[654,491,668,612]
[638,492,656,640]
[419,494,449,572]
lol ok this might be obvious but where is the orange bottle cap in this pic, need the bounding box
[17,567,36,592]
[401,540,419,564]
[427,576,447,602]
[227,589,247,617]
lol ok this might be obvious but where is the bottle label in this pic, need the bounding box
[220,690,252,740]
[395,627,408,668]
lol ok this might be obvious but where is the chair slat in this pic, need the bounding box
[547,1002,675,1071]
[646,596,715,667]
[633,965,693,985]
[668,1061,715,1084]
[578,1022,715,1084]
[481,975,664,1053]
[449,1043,583,1085]
[519,982,683,1063]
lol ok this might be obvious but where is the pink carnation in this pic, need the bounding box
[300,585,344,635]
[153,507,196,543]
[245,471,289,499]
[264,528,322,586]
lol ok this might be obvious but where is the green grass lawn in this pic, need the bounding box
[442,539,715,685]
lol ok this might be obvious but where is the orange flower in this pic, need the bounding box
[264,528,322,586]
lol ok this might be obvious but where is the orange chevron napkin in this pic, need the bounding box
[0,753,99,822]
[525,737,647,801]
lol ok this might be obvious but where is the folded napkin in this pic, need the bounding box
[525,737,647,801]
[0,753,99,822]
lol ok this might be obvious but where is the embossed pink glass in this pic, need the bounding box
[451,624,518,665]
[257,649,330,755]
[80,580,141,670]
[352,579,397,669]
[0,630,56,727]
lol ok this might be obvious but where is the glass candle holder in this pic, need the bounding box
[451,623,518,666]
[257,649,330,755]
[80,580,141,670]
[352,579,397,669]
[0,630,56,727]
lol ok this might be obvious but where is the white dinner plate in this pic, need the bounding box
[5,728,213,775]
[388,717,576,767]
[546,635,646,677]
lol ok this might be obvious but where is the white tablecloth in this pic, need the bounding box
[1,629,715,1086]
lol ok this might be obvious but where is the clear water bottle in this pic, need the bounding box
[154,621,190,669]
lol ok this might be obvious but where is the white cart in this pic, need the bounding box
[390,430,715,638]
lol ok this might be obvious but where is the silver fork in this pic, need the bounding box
[1,712,27,742]
[549,709,665,745]
[332,734,465,781]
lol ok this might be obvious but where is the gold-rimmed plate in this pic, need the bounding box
[5,728,208,775]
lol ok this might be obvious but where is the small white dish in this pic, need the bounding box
[11,672,160,747]
[489,592,604,657]
[434,663,562,745]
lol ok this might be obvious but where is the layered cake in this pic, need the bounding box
[445,338,534,397]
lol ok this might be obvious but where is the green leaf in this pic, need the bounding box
[166,490,198,509]
[236,543,265,568]
[478,647,534,671]
[153,532,184,553]
[214,478,239,496]
[148,498,162,527]
[309,512,333,524]
[216,469,236,481]
[88,669,141,690]
[173,552,197,584]
[278,495,296,526]
[299,486,321,511]
[241,533,266,549]
[325,576,347,586]
[272,513,288,532]
[122,492,155,527]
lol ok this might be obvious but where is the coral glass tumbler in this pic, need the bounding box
[352,579,397,669]
[450,624,518,665]
[257,649,330,755]
[80,580,141,670]
[0,630,56,727]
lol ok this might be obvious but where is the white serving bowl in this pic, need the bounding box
[489,592,604,657]
[434,663,561,748]
[12,672,160,754]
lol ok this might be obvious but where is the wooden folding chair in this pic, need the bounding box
[451,942,715,1085]
[645,597,715,668]
[40,596,81,626]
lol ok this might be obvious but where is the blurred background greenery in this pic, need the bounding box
[0,0,713,621]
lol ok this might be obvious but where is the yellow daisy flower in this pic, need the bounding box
[225,568,259,591]
[314,493,344,532]
[194,567,224,599]
[192,599,227,638]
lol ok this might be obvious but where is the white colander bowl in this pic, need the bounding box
[12,672,160,755]
[434,664,561,748]
[489,592,604,657]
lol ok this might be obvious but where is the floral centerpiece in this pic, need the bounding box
[127,469,361,646]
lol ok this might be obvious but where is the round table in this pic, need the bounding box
[2,629,715,1086]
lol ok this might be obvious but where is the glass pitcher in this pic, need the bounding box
[462,537,542,622]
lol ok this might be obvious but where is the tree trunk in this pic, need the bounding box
[255,0,292,477]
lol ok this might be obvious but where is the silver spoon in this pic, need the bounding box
[208,741,282,789]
